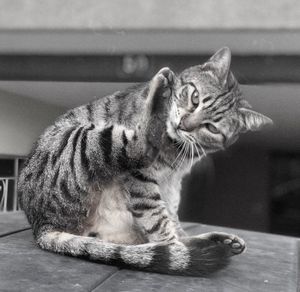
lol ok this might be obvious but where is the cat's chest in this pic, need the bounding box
[156,164,189,213]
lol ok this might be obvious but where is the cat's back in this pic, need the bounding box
[17,85,147,212]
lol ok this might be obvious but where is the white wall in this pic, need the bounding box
[0,90,64,156]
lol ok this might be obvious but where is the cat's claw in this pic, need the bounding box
[157,67,174,84]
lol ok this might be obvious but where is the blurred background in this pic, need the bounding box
[0,0,299,236]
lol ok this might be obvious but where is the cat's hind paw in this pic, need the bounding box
[199,231,246,256]
[222,234,246,255]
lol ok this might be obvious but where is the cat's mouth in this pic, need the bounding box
[166,120,181,141]
[167,119,192,142]
[166,120,206,157]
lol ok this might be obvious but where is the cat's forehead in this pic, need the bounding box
[179,66,222,93]
[179,75,222,97]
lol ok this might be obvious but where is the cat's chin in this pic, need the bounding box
[166,120,180,141]
[165,133,180,146]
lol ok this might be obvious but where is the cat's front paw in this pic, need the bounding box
[199,231,246,256]
[151,67,175,101]
[155,67,174,98]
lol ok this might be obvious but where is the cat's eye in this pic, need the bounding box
[191,90,199,106]
[181,86,188,98]
[205,123,220,134]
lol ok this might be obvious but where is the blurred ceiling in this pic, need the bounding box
[0,0,300,56]
[0,1,299,85]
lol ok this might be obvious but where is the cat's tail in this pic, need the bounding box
[37,230,243,276]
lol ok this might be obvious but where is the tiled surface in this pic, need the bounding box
[0,214,298,292]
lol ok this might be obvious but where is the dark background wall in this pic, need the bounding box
[180,145,270,232]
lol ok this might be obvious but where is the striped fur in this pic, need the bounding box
[36,230,243,276]
[18,48,271,276]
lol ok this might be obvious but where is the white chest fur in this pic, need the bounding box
[158,163,191,214]
[83,182,145,244]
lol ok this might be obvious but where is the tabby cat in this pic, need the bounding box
[18,47,272,276]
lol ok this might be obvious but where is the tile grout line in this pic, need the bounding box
[89,268,121,292]
[87,225,194,291]
[1,225,122,292]
[0,227,31,238]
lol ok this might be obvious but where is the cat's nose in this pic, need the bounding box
[178,116,191,131]
[178,120,187,131]
[178,115,200,132]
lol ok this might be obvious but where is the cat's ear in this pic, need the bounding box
[238,99,252,109]
[203,47,231,86]
[239,108,273,132]
[227,71,238,89]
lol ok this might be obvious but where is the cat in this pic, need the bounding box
[18,47,272,276]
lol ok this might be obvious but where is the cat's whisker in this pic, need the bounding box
[192,143,195,167]
[161,141,187,183]
[182,142,190,167]
[161,142,185,182]
[189,142,194,169]
[196,140,207,157]
[171,141,185,167]
[176,141,187,171]
[176,123,207,159]
[180,133,197,164]
[185,135,205,160]
[189,137,202,158]
[179,133,196,169]
[194,142,202,159]
[176,141,185,167]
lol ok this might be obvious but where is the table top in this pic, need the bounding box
[0,212,299,292]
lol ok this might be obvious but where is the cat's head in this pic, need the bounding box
[166,47,273,154]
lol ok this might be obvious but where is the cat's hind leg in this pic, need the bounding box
[126,174,180,243]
